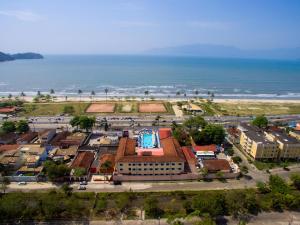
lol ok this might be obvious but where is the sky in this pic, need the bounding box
[1,0,300,54]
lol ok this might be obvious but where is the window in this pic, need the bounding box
[144,168,147,171]
[155,163,159,166]
[120,168,123,171]
[161,168,164,170]
[119,163,123,166]
[172,163,175,166]
[161,163,164,166]
[150,168,153,170]
[166,163,169,166]
[128,163,131,166]
[178,163,182,166]
[149,163,153,166]
[172,168,175,170]
[129,168,131,171]
[155,168,158,170]
[178,168,181,170]
[133,168,136,171]
[138,168,141,171]
[138,163,141,166]
[144,163,147,166]
[166,168,169,170]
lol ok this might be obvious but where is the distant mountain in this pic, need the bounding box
[0,52,14,62]
[145,44,300,59]
[12,52,43,60]
[0,52,43,62]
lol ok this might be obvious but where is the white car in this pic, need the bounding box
[80,181,88,185]
[18,182,27,185]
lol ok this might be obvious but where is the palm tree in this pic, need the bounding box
[144,90,149,100]
[7,93,12,99]
[155,115,162,127]
[91,90,95,101]
[20,92,26,101]
[211,92,215,101]
[100,160,112,179]
[37,91,41,97]
[104,88,109,102]
[78,89,82,101]
[195,90,199,99]
[176,91,181,97]
[50,89,55,95]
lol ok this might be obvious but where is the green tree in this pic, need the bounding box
[256,181,270,194]
[269,175,289,194]
[100,160,112,175]
[232,156,242,164]
[0,177,10,194]
[43,161,70,181]
[1,121,16,133]
[63,105,75,115]
[16,120,29,133]
[104,88,109,102]
[290,173,300,190]
[144,196,163,218]
[252,115,268,129]
[78,116,96,132]
[61,183,73,196]
[173,126,191,146]
[200,124,225,145]
[70,116,81,129]
[183,116,207,130]
[73,167,86,177]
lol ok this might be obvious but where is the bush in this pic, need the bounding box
[232,156,242,164]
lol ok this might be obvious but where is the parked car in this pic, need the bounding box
[80,181,87,185]
[77,185,86,190]
[18,182,27,185]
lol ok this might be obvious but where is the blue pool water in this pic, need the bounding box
[142,133,154,148]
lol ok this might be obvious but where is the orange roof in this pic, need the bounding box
[181,146,197,163]
[159,128,172,139]
[203,159,231,172]
[0,107,16,113]
[194,144,217,152]
[116,137,185,163]
[98,153,116,173]
[0,144,19,153]
[71,151,95,169]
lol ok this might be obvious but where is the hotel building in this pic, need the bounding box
[115,128,186,176]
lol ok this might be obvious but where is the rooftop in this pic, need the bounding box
[0,144,20,153]
[268,131,300,144]
[17,131,38,143]
[71,151,95,169]
[202,159,231,172]
[194,144,217,152]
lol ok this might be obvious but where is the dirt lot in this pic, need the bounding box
[138,103,167,113]
[86,103,115,113]
[121,103,133,113]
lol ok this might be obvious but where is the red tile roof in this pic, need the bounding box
[181,146,197,163]
[194,144,217,152]
[0,144,19,153]
[71,151,95,169]
[202,159,231,172]
[159,128,172,139]
[17,132,38,143]
[0,107,16,113]
[116,137,185,163]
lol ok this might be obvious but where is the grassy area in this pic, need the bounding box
[215,102,300,116]
[18,101,174,116]
[253,160,298,171]
[18,102,90,116]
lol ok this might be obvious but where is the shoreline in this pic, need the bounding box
[10,96,300,104]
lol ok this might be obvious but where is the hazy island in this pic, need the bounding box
[0,52,43,62]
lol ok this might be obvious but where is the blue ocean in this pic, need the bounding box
[0,55,300,99]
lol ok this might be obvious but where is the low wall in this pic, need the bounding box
[0,175,41,182]
[113,172,240,182]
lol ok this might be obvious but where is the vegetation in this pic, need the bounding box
[63,105,75,114]
[18,102,89,116]
[0,121,16,133]
[1,180,300,222]
[251,115,268,129]
[70,115,96,132]
[43,161,70,181]
[16,120,30,133]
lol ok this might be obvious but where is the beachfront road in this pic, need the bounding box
[7,114,300,130]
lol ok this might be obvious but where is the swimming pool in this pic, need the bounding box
[142,133,155,148]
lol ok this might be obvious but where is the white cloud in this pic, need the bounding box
[0,10,42,22]
[186,21,233,30]
[114,21,157,28]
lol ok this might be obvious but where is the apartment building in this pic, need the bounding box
[238,123,279,160]
[265,131,300,160]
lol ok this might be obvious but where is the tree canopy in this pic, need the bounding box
[70,115,95,131]
[252,115,268,129]
[16,120,29,133]
[1,121,16,133]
